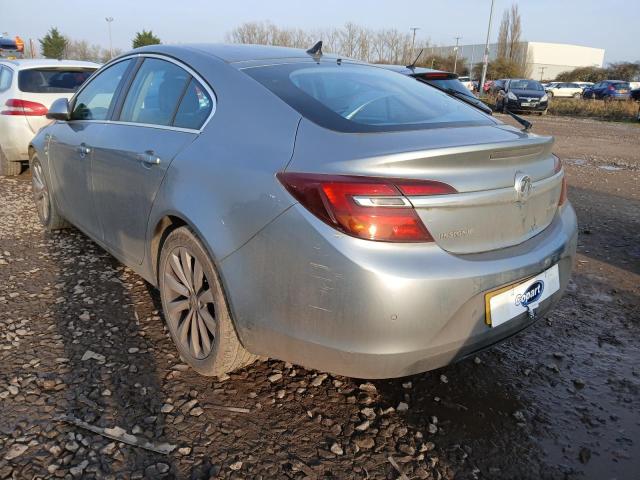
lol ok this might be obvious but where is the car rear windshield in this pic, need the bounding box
[612,82,630,90]
[244,62,493,133]
[418,77,473,98]
[18,68,95,93]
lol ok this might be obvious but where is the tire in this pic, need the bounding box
[29,153,69,230]
[547,91,554,98]
[158,226,258,377]
[501,102,509,114]
[0,147,22,176]
[573,92,581,99]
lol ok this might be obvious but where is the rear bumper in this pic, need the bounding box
[0,116,32,161]
[221,203,578,378]
[604,94,631,100]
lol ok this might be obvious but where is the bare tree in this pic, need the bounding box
[508,4,522,62]
[496,11,509,59]
[226,21,421,65]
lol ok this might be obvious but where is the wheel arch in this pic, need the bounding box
[149,211,253,351]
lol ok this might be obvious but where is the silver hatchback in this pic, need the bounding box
[29,44,577,379]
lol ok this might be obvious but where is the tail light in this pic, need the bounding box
[277,172,456,242]
[553,155,568,206]
[607,85,615,91]
[1,99,48,116]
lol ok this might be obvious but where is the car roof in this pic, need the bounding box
[378,64,444,75]
[0,58,100,70]
[135,43,345,65]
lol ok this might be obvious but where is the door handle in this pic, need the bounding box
[76,143,91,157]
[137,151,161,167]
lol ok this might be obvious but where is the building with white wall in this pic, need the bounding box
[430,42,605,80]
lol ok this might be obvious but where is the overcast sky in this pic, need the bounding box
[3,0,637,63]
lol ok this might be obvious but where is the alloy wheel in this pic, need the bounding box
[31,160,50,224]
[163,246,217,359]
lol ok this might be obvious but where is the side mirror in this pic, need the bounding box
[46,98,70,121]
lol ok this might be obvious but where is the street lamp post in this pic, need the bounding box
[453,36,462,74]
[479,0,495,95]
[105,17,114,59]
[410,27,420,61]
[539,66,546,81]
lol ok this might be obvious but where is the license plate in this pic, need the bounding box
[485,264,560,327]
[521,102,535,107]
[619,90,628,94]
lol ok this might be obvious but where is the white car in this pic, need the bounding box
[457,75,474,91]
[574,81,594,90]
[0,59,98,175]
[546,82,583,99]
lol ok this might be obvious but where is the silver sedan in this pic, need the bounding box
[29,44,577,379]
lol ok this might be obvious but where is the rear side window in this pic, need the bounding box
[18,68,94,93]
[245,63,493,133]
[173,78,213,129]
[613,82,630,90]
[119,58,190,126]
[0,67,12,91]
[71,60,131,121]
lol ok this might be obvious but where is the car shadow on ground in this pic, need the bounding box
[47,227,179,478]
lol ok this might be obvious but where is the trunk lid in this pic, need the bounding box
[288,120,562,254]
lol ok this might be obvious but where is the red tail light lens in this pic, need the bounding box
[1,99,48,116]
[277,172,456,242]
[608,85,615,91]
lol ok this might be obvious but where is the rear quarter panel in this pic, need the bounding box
[145,49,301,280]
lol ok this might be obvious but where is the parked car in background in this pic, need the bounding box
[380,65,492,115]
[0,59,98,175]
[496,78,549,114]
[631,88,640,101]
[546,82,583,99]
[0,37,21,59]
[574,81,593,90]
[489,79,507,94]
[29,44,576,379]
[457,75,474,91]
[582,80,631,100]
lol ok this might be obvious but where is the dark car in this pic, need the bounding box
[582,80,631,100]
[629,88,640,101]
[496,79,548,115]
[380,65,493,115]
[489,79,507,94]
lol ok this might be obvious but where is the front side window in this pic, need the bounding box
[0,66,12,91]
[245,63,493,133]
[18,68,95,93]
[119,58,190,126]
[71,60,131,121]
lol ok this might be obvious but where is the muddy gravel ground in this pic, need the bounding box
[0,115,638,480]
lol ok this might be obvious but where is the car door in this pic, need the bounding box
[90,56,214,265]
[47,59,133,236]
